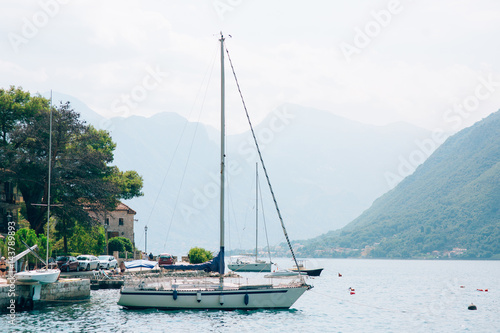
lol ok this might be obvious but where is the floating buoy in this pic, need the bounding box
[338,273,342,277]
[477,289,483,292]
[350,291,355,295]
[468,303,477,310]
[485,289,489,292]
[460,285,465,288]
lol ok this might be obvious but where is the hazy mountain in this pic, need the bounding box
[299,110,500,259]
[56,94,438,255]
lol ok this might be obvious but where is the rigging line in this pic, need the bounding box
[227,163,254,252]
[258,169,273,264]
[224,46,304,282]
[162,44,219,250]
[143,42,218,244]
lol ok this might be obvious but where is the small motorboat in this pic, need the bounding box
[289,260,324,276]
[264,270,306,278]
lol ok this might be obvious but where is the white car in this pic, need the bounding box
[76,255,100,271]
[98,255,118,270]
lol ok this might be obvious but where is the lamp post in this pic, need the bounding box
[144,225,148,254]
[105,224,109,255]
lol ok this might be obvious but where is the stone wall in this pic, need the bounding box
[0,278,90,312]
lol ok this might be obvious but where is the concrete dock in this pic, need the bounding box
[0,277,90,312]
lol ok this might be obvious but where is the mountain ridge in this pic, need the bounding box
[296,110,500,259]
[43,93,442,255]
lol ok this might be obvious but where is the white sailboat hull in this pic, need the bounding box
[14,269,60,284]
[228,262,272,272]
[118,284,309,310]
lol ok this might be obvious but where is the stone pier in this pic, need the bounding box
[0,278,90,312]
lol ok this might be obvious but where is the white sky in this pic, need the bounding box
[1,0,500,134]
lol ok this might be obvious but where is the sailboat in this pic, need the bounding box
[117,33,310,310]
[228,164,272,272]
[15,97,61,285]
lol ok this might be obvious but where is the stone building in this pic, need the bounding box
[101,202,136,246]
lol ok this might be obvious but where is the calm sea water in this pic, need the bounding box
[2,259,499,332]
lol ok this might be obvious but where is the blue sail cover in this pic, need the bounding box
[160,251,222,273]
[124,260,157,269]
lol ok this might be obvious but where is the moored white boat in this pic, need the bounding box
[15,269,60,284]
[117,33,311,311]
[228,165,273,273]
[119,277,308,310]
[228,260,272,273]
[264,270,307,278]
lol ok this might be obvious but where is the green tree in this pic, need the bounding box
[14,228,52,267]
[66,222,105,255]
[0,86,48,145]
[0,87,144,235]
[108,237,134,254]
[188,247,213,264]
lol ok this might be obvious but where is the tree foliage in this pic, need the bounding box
[0,86,144,235]
[12,228,51,267]
[66,222,106,255]
[108,236,134,253]
[188,247,213,264]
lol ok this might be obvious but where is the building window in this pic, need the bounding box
[119,218,124,226]
[105,218,109,226]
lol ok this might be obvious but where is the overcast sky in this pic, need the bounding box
[1,0,500,134]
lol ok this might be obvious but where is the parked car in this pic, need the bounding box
[98,255,118,270]
[158,253,174,266]
[47,257,58,269]
[56,256,80,272]
[76,255,100,271]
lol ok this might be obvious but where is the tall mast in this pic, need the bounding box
[219,32,225,278]
[46,91,53,268]
[255,163,258,261]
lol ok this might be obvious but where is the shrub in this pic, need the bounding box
[188,247,213,264]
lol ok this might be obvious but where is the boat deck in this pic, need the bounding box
[124,274,306,292]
